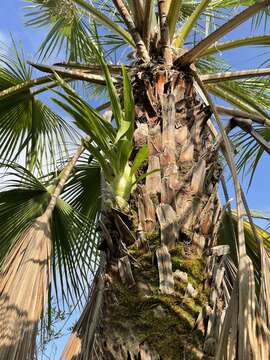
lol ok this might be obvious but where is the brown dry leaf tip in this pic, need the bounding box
[0,220,51,360]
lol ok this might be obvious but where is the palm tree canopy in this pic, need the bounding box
[1,0,270,357]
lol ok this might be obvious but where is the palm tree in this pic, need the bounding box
[1,0,270,358]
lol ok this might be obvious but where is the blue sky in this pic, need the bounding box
[0,1,42,54]
[0,1,270,358]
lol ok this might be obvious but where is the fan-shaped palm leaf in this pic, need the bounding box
[219,210,270,281]
[0,42,77,173]
[24,0,133,62]
[0,143,101,358]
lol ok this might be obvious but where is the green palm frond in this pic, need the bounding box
[171,1,268,47]
[24,0,133,62]
[197,54,230,75]
[62,154,101,218]
[219,209,270,284]
[174,0,212,48]
[57,155,102,300]
[73,0,134,46]
[205,76,270,183]
[52,87,116,177]
[0,161,99,306]
[84,81,109,103]
[0,42,77,173]
[177,1,269,66]
[200,35,270,57]
[51,81,133,205]
[234,125,270,187]
[25,1,98,62]
[0,163,49,262]
[51,198,99,305]
[200,1,269,30]
[207,76,270,118]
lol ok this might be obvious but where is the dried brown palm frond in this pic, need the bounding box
[215,253,270,360]
[195,75,270,359]
[0,216,51,360]
[61,263,105,360]
[0,144,85,359]
[61,333,82,360]
[260,246,270,327]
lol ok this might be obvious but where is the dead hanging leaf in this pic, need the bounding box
[215,255,270,360]
[61,269,105,360]
[0,143,85,360]
[260,246,270,328]
[193,72,270,359]
[256,245,270,359]
[214,277,239,360]
[255,310,270,360]
[60,333,82,360]
[0,217,51,360]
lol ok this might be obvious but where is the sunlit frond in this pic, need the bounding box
[0,42,77,173]
[219,210,270,280]
[24,0,133,62]
[0,160,99,304]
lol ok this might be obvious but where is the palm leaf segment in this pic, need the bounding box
[219,210,270,284]
[0,160,100,304]
[24,0,133,61]
[0,42,77,173]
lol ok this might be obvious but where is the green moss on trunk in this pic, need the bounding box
[104,243,208,359]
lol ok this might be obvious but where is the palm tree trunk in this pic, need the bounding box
[64,66,223,359]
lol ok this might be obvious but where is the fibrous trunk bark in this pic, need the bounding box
[68,65,224,359]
